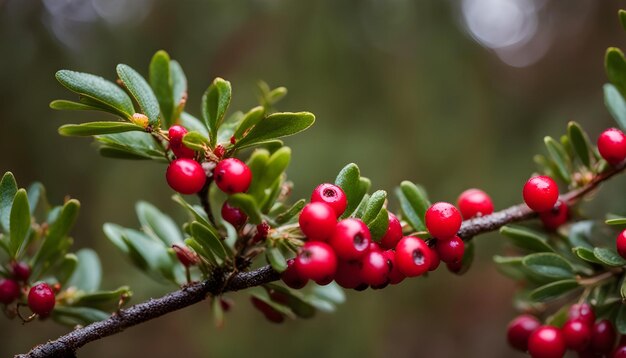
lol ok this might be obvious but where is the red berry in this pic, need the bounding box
[395,236,432,277]
[568,303,596,327]
[563,320,591,351]
[523,176,559,213]
[334,259,364,289]
[281,259,308,289]
[328,218,371,260]
[298,202,337,241]
[507,314,541,351]
[221,201,248,227]
[436,236,465,264]
[539,201,569,231]
[590,319,617,354]
[360,247,389,286]
[425,202,462,239]
[172,245,198,267]
[213,158,252,194]
[294,242,337,283]
[28,283,56,316]
[598,128,626,165]
[457,188,494,219]
[12,261,31,282]
[0,279,20,304]
[427,242,441,271]
[213,144,225,158]
[310,183,347,217]
[168,125,195,159]
[446,260,464,274]
[250,296,284,323]
[253,222,270,243]
[617,229,626,259]
[166,158,206,194]
[527,325,566,358]
[383,250,406,284]
[613,345,626,358]
[380,212,403,250]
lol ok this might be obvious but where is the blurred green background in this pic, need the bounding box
[1,0,626,356]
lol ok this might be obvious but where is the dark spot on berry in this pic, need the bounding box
[413,249,425,265]
[323,188,336,198]
[353,233,368,250]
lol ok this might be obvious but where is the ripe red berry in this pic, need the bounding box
[436,236,465,264]
[12,261,31,282]
[213,158,252,194]
[457,188,494,219]
[395,236,432,277]
[298,202,337,241]
[523,176,559,213]
[281,259,308,289]
[221,201,248,227]
[427,241,441,271]
[527,325,566,358]
[213,144,225,158]
[383,250,406,285]
[446,260,464,274]
[539,201,569,231]
[614,345,626,358]
[168,125,195,159]
[0,279,20,304]
[617,229,626,259]
[590,319,617,354]
[310,183,347,217]
[251,296,284,323]
[253,222,270,243]
[294,242,337,283]
[425,202,462,239]
[28,283,56,316]
[380,212,403,250]
[328,218,371,260]
[598,128,626,165]
[166,158,206,194]
[562,319,591,351]
[360,247,389,286]
[568,303,596,327]
[507,314,541,351]
[334,259,364,289]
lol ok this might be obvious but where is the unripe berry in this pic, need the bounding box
[166,158,206,194]
[168,125,195,159]
[436,236,465,264]
[457,188,494,219]
[213,158,252,194]
[294,242,337,283]
[298,202,337,241]
[0,279,20,304]
[281,259,308,289]
[250,296,284,323]
[131,113,149,128]
[527,325,566,358]
[221,201,248,227]
[523,176,559,212]
[383,249,406,285]
[425,202,462,239]
[360,247,389,286]
[12,261,31,282]
[310,183,347,217]
[395,236,432,277]
[328,218,371,260]
[380,212,403,250]
[590,319,616,354]
[568,303,595,327]
[172,244,199,267]
[334,259,363,289]
[539,201,569,231]
[507,314,541,351]
[598,128,626,165]
[562,319,591,351]
[617,229,626,259]
[28,283,56,316]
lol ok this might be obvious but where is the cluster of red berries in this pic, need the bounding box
[522,175,570,230]
[0,262,56,317]
[507,303,625,357]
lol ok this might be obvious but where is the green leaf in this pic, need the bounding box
[545,305,570,328]
[55,253,78,287]
[170,60,187,121]
[202,77,232,146]
[335,163,362,219]
[233,112,315,151]
[361,190,387,224]
[50,100,105,112]
[606,218,626,226]
[493,255,528,280]
[149,50,174,127]
[621,275,626,301]
[368,208,389,241]
[73,286,132,311]
[398,181,430,231]
[620,10,626,32]
[593,247,626,267]
[33,199,80,275]
[182,131,208,151]
[0,172,18,233]
[618,305,626,335]
[568,221,594,249]
[27,182,47,215]
[67,249,101,293]
[55,70,134,119]
[274,199,305,225]
[500,225,553,252]
[190,221,228,263]
[185,237,216,266]
[572,247,604,265]
[171,194,212,228]
[522,253,575,279]
[212,296,225,328]
[258,147,291,195]
[567,121,593,168]
[606,47,626,97]
[266,246,287,273]
[96,131,166,161]
[180,112,208,137]
[136,201,183,246]
[52,306,110,326]
[529,279,580,302]
[233,106,265,140]
[9,189,30,257]
[265,284,316,319]
[59,122,144,136]
[544,136,571,184]
[116,64,160,125]
[605,83,626,131]
[228,194,262,225]
[310,281,345,304]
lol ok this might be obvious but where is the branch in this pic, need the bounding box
[18,163,626,357]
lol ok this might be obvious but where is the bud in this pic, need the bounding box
[172,245,199,267]
[214,144,225,158]
[131,113,149,128]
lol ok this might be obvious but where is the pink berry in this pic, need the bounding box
[598,128,626,165]
[568,303,595,327]
[395,236,432,277]
[457,188,494,219]
[28,283,56,316]
[563,320,591,351]
[380,212,403,250]
[383,250,406,285]
[213,158,252,194]
[12,261,31,282]
[507,314,541,351]
[527,325,566,358]
[221,201,248,227]
[334,259,364,289]
[281,259,308,289]
[0,279,20,304]
[168,125,195,159]
[328,218,371,260]
[590,319,617,354]
[166,158,206,194]
[360,247,389,287]
[539,201,569,231]
[425,202,462,239]
[523,176,559,213]
[310,183,347,217]
[436,236,465,264]
[294,242,337,283]
[298,202,337,241]
[617,229,626,259]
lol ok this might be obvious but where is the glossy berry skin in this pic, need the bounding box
[281,259,308,289]
[28,283,56,316]
[568,303,596,327]
[294,242,337,283]
[457,188,494,219]
[166,159,206,194]
[310,183,347,217]
[507,314,541,351]
[334,260,363,289]
[0,279,20,304]
[598,128,626,165]
[613,345,626,358]
[590,319,617,354]
[523,176,559,213]
[251,296,284,323]
[425,202,462,239]
[395,236,432,277]
[436,236,465,264]
[168,125,195,159]
[213,158,252,194]
[298,202,337,241]
[221,201,248,227]
[539,201,569,231]
[360,248,389,286]
[380,212,403,250]
[12,261,31,282]
[562,320,591,351]
[428,244,441,271]
[328,218,371,260]
[383,250,406,284]
[527,325,566,358]
[617,229,626,259]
